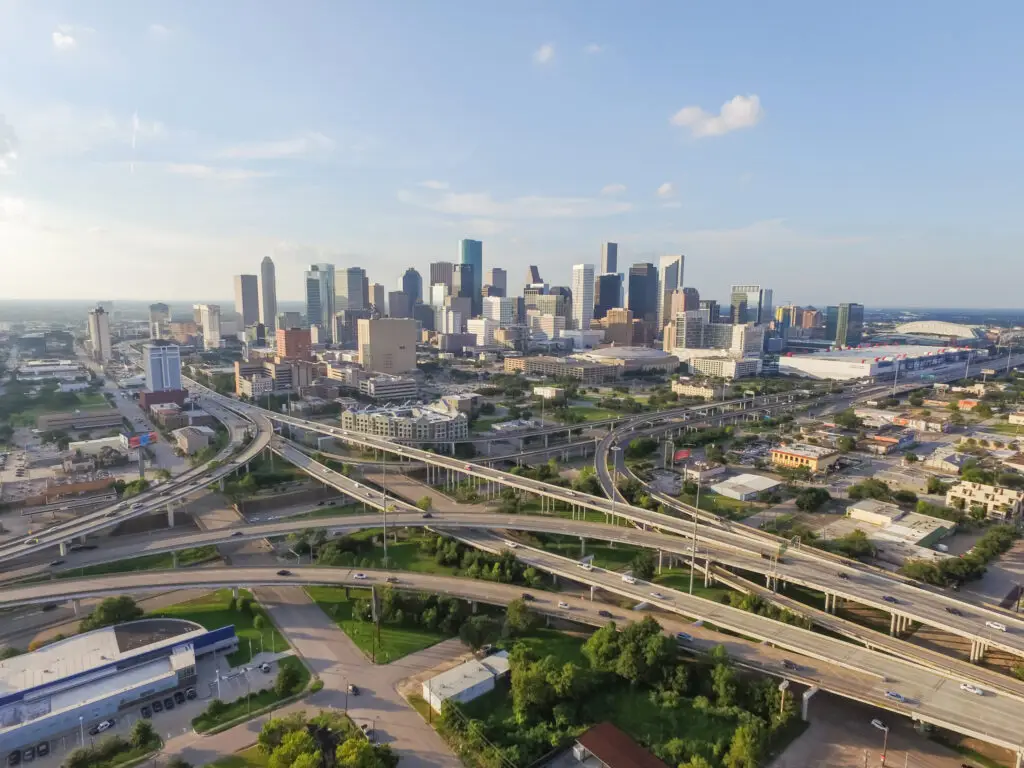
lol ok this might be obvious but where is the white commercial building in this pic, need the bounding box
[778,345,976,380]
[357,318,417,374]
[690,357,762,380]
[142,343,182,392]
[421,652,510,713]
[358,374,419,401]
[340,402,469,442]
[482,296,517,327]
[529,313,566,341]
[946,481,1024,521]
[710,473,780,501]
[87,307,112,362]
[196,304,222,350]
[561,329,605,350]
[466,318,497,347]
[570,263,595,331]
[16,360,87,382]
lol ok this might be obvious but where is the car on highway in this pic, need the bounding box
[503,539,518,549]
[649,591,667,600]
[622,574,637,584]
[884,690,906,703]
[985,621,1008,632]
[882,595,899,604]
[34,744,47,759]
[464,464,473,471]
[353,573,368,580]
[675,632,693,643]
[385,576,400,584]
[557,601,571,609]
[836,572,849,580]
[521,593,535,601]
[781,659,799,671]
[959,683,984,696]
[597,610,613,618]
[945,607,963,616]
[232,531,243,537]
[870,718,886,730]
[577,562,593,571]
[276,569,292,576]
[22,538,38,546]
[421,512,433,519]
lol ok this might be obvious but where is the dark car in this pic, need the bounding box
[781,659,798,670]
[836,572,849,580]
[597,610,613,618]
[152,700,164,713]
[317,501,325,506]
[421,512,433,519]
[33,745,47,759]
[48,559,64,567]
[882,595,899,604]
[347,684,359,695]
[232,531,243,537]
[19,748,32,764]
[276,569,292,576]
[141,706,152,719]
[946,607,963,616]
[174,691,185,705]
[521,593,535,602]
[6,750,18,766]
[163,697,175,711]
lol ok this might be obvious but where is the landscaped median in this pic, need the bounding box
[192,656,313,733]
[63,720,162,768]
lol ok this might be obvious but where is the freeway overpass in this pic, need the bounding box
[0,565,1021,759]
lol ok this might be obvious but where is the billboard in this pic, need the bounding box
[127,431,159,448]
[673,449,691,462]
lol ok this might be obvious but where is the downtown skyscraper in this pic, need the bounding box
[459,239,483,315]
[259,256,278,333]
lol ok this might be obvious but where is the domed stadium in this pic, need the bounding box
[893,321,984,340]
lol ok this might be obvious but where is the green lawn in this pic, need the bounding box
[538,539,641,571]
[677,490,758,520]
[984,422,1024,438]
[150,589,287,666]
[653,568,736,602]
[204,747,269,768]
[471,417,516,433]
[566,406,622,422]
[306,586,451,663]
[495,628,586,666]
[9,393,111,426]
[601,687,736,750]
[57,546,218,579]
[192,656,310,732]
[285,503,366,521]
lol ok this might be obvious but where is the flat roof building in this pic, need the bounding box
[778,345,976,380]
[574,347,679,373]
[340,402,468,443]
[770,443,840,473]
[710,473,780,501]
[504,355,621,384]
[421,652,509,713]
[358,318,417,374]
[947,481,1024,521]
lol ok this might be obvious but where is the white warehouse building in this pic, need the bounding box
[777,345,978,380]
[421,652,510,713]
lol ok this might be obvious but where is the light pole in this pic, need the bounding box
[871,719,889,766]
[78,715,84,746]
[689,480,700,595]
[610,446,622,525]
[380,451,389,567]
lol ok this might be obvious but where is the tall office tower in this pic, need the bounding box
[458,239,483,315]
[276,327,312,360]
[197,304,222,350]
[429,283,449,308]
[369,283,386,314]
[571,263,595,331]
[467,318,497,347]
[401,268,423,304]
[87,306,112,362]
[483,296,518,326]
[361,275,370,310]
[444,296,472,330]
[276,311,303,330]
[413,303,435,331]
[730,284,773,325]
[666,311,705,351]
[831,303,865,347]
[729,291,748,325]
[484,268,507,298]
[452,263,475,304]
[523,283,547,311]
[429,261,455,293]
[627,263,658,323]
[142,341,182,392]
[601,242,618,275]
[594,273,622,320]
[233,274,260,326]
[681,287,701,311]
[657,254,684,329]
[357,318,417,374]
[435,307,463,334]
[192,305,203,325]
[334,308,372,346]
[604,307,635,346]
[526,265,542,284]
[148,303,170,339]
[259,256,278,333]
[388,291,412,319]
[699,299,720,325]
[801,308,823,330]
[304,264,336,341]
[337,267,367,311]
[538,289,573,329]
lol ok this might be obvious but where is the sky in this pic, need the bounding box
[1,1,1023,307]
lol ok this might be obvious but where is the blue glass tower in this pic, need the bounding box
[459,239,483,316]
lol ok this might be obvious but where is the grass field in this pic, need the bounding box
[653,568,736,603]
[565,406,622,422]
[537,538,641,571]
[305,585,451,663]
[205,747,268,768]
[151,589,287,666]
[984,422,1024,438]
[285,503,367,521]
[56,546,218,579]
[9,392,111,426]
[677,489,758,520]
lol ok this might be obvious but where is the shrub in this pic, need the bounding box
[228,596,238,612]
[275,661,303,697]
[254,615,265,631]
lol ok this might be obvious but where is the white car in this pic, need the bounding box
[649,591,667,600]
[577,562,593,571]
[557,601,571,610]
[959,683,984,696]
[622,575,637,585]
[504,540,519,549]
[985,621,1008,632]
[353,573,368,580]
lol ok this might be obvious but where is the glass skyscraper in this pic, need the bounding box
[459,239,483,315]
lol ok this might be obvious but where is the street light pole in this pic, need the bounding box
[610,446,621,525]
[381,451,388,567]
[689,482,700,595]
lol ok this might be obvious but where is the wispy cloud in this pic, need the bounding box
[149,23,172,38]
[0,116,18,176]
[670,94,764,138]
[585,43,604,55]
[218,131,335,160]
[533,43,555,65]
[52,30,76,50]
[419,180,449,190]
[163,163,273,181]
[656,182,674,198]
[398,185,631,220]
[601,183,626,196]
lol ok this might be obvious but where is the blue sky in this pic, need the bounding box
[1,1,1022,306]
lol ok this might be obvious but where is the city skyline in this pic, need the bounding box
[2,4,1022,305]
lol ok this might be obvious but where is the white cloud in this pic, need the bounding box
[0,116,18,176]
[533,43,555,65]
[670,94,763,138]
[163,163,273,181]
[601,183,626,196]
[218,131,335,160]
[149,23,172,38]
[656,182,674,198]
[397,185,631,220]
[52,30,76,50]
[419,180,449,190]
[585,43,604,55]
[14,105,168,157]
[662,201,683,209]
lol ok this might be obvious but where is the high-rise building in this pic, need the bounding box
[87,306,112,363]
[829,303,865,347]
[467,318,497,347]
[444,296,472,330]
[730,285,773,325]
[594,274,622,320]
[401,268,423,304]
[148,303,170,340]
[458,239,483,315]
[523,283,547,311]
[197,304,222,350]
[526,265,542,284]
[627,263,658,323]
[452,263,475,304]
[334,308,372,346]
[413,303,435,331]
[143,341,182,392]
[604,307,635,346]
[535,293,571,329]
[357,318,417,374]
[699,299,720,325]
[388,291,412,319]
[435,307,462,335]
[681,287,700,311]
[369,283,386,314]
[429,283,449,308]
[729,293,748,325]
[484,267,507,298]
[337,267,367,311]
[801,308,823,330]
[483,296,518,326]
[429,262,454,293]
[601,242,618,275]
[233,274,259,326]
[304,264,336,340]
[571,264,595,331]
[657,254,685,329]
[259,256,278,333]
[276,327,312,360]
[276,311,303,330]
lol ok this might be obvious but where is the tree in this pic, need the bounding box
[504,599,539,637]
[416,495,433,511]
[582,622,620,672]
[927,476,950,495]
[80,596,143,632]
[459,615,502,650]
[257,712,307,754]
[724,720,767,768]
[268,730,319,768]
[711,662,737,706]
[795,487,831,512]
[337,737,398,768]
[165,759,193,768]
[837,435,856,453]
[833,409,862,430]
[129,719,155,749]
[629,552,656,580]
[904,452,919,463]
[274,662,302,697]
[254,615,265,630]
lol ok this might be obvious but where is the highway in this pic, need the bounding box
[0,566,1021,754]
[189,385,1024,662]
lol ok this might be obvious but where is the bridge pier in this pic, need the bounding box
[590,585,595,601]
[801,686,818,721]
[172,551,179,568]
[71,598,81,616]
[166,504,175,528]
[658,550,663,575]
[471,600,478,614]
[232,586,239,600]
[704,558,712,586]
[970,639,987,663]
[219,477,226,492]
[59,541,67,557]
[580,537,586,557]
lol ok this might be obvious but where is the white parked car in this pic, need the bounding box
[985,621,1008,632]
[959,683,984,696]
[504,540,518,549]
[577,562,593,571]
[649,591,667,600]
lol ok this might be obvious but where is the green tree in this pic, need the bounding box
[165,759,193,768]
[582,621,621,672]
[79,596,143,632]
[629,552,656,580]
[711,662,737,706]
[268,730,319,768]
[416,495,433,511]
[337,737,398,767]
[504,599,539,637]
[274,662,302,697]
[833,409,862,429]
[459,615,502,650]
[724,720,767,768]
[129,719,156,749]
[254,615,265,630]
[795,487,831,512]
[257,712,307,754]
[837,435,856,453]
[904,452,919,463]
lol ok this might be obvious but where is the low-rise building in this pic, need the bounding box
[172,426,215,455]
[710,473,780,501]
[36,409,123,432]
[681,461,727,483]
[340,403,468,443]
[770,443,840,473]
[922,448,971,475]
[862,430,916,455]
[439,393,481,414]
[503,355,621,384]
[689,357,762,380]
[533,386,565,402]
[1002,453,1024,473]
[671,380,726,400]
[572,722,669,768]
[840,499,952,564]
[946,481,1024,521]
[1008,412,1024,426]
[421,652,510,713]
[358,374,418,402]
[873,466,935,495]
[234,359,314,395]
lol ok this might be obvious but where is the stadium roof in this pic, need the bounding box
[893,321,984,340]
[575,346,674,361]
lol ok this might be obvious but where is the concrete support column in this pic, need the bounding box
[172,551,179,568]
[232,586,239,600]
[166,504,175,528]
[590,585,595,601]
[59,541,68,556]
[705,558,712,586]
[889,613,897,636]
[801,686,819,721]
[219,477,225,492]
[658,550,663,575]
[1016,751,1023,768]
[471,600,478,614]
[71,598,81,615]
[580,537,586,557]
